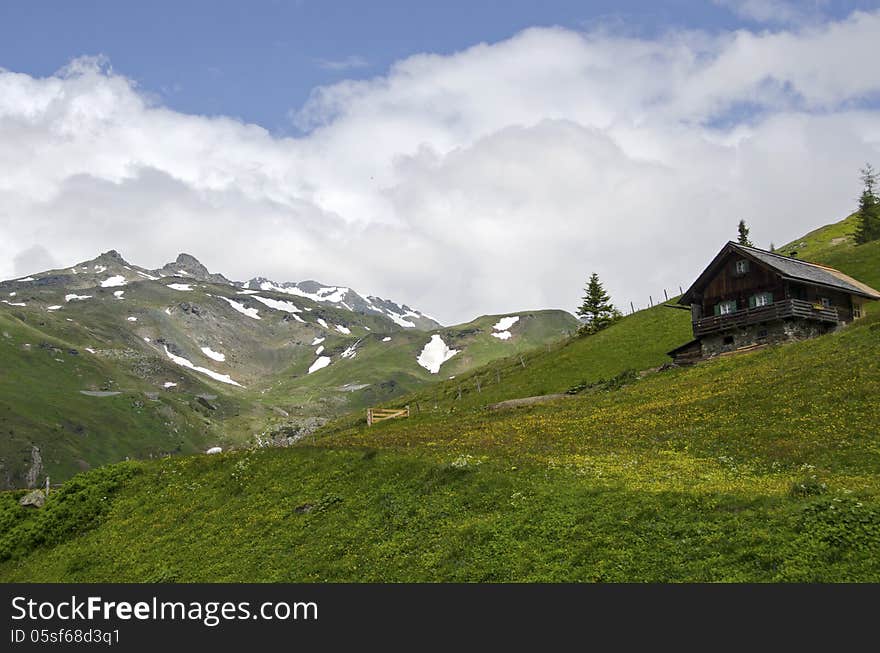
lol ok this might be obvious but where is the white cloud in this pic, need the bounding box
[2,13,880,322]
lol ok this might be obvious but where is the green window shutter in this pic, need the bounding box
[748,295,756,308]
[714,303,721,316]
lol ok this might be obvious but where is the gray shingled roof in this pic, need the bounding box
[679,241,880,304]
[733,243,880,299]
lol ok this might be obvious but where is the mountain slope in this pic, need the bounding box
[2,304,878,582]
[0,251,577,487]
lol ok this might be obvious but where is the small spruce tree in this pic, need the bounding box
[577,273,622,335]
[737,219,753,247]
[854,163,880,245]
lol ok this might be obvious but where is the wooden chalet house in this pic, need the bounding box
[668,242,880,364]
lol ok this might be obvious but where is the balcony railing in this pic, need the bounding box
[693,298,838,336]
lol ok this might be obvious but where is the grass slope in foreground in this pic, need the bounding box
[2,310,878,582]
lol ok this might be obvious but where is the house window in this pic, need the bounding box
[853,303,863,319]
[734,259,749,276]
[820,297,831,308]
[750,292,773,308]
[716,300,737,315]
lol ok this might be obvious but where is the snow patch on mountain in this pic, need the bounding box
[491,316,519,340]
[386,310,416,328]
[341,340,361,359]
[308,356,331,374]
[65,294,92,302]
[493,316,520,332]
[216,296,261,320]
[167,283,192,291]
[252,279,349,304]
[201,346,226,362]
[417,335,458,374]
[101,276,127,288]
[163,346,243,387]
[335,324,351,335]
[250,295,302,314]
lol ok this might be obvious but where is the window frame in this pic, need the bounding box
[734,259,749,276]
[752,292,773,308]
[718,299,737,315]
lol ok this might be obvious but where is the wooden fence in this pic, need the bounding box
[367,406,410,426]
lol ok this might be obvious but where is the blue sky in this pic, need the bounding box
[1,0,875,135]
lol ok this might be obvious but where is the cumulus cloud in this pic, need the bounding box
[1,12,880,323]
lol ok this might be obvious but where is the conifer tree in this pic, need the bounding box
[577,273,621,335]
[854,163,880,245]
[737,219,753,247]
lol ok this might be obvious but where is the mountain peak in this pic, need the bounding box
[158,252,229,284]
[175,253,205,269]
[96,249,128,264]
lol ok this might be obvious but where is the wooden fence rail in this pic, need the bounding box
[367,406,410,426]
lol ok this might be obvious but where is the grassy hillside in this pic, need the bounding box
[1,214,878,581]
[1,310,878,582]
[779,213,860,261]
[0,310,245,488]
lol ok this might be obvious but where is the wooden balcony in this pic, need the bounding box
[693,299,838,336]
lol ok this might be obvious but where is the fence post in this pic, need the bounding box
[649,295,653,307]
[475,378,482,393]
[367,408,372,426]
[664,289,668,301]
[630,301,635,314]
[45,476,50,496]
[495,369,500,384]
[406,405,410,418]
[519,355,526,368]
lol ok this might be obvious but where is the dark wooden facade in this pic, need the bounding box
[669,242,880,363]
[691,250,857,323]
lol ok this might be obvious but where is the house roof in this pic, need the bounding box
[678,241,880,305]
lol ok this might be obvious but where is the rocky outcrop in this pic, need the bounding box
[24,446,42,489]
[19,489,46,508]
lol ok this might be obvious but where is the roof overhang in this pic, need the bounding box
[678,241,880,305]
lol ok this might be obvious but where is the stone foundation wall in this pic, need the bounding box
[700,319,836,357]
